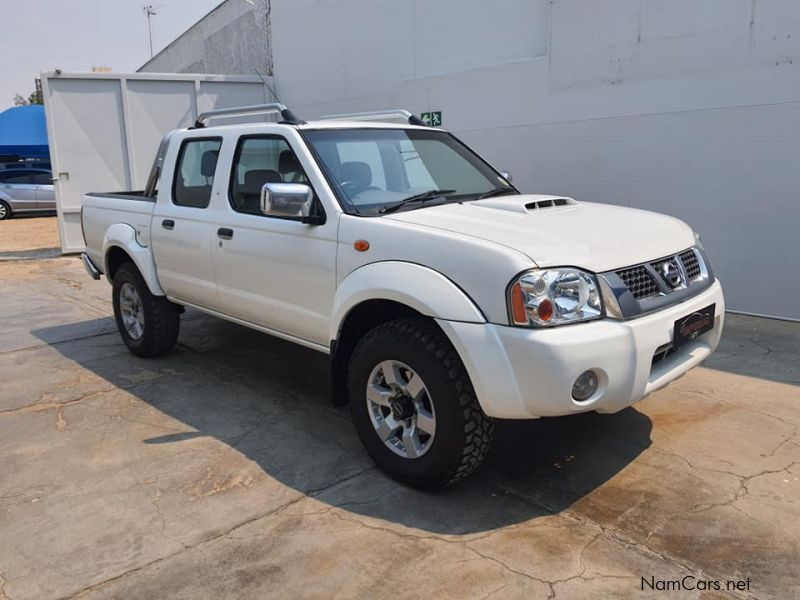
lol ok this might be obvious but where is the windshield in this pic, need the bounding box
[302,128,515,215]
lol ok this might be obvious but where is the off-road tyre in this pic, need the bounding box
[112,261,180,357]
[348,318,494,489]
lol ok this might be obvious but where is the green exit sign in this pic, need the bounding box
[421,111,442,127]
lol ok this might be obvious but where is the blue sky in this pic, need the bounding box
[0,0,223,111]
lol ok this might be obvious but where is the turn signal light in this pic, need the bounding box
[510,282,527,324]
[354,240,370,252]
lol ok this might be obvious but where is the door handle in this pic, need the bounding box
[162,219,175,230]
[217,227,234,240]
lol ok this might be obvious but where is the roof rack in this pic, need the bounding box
[193,103,305,128]
[320,109,427,126]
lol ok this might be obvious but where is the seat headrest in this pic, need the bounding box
[200,150,219,177]
[340,161,372,188]
[242,170,282,193]
[279,150,302,174]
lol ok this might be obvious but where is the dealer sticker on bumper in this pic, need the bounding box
[673,303,716,347]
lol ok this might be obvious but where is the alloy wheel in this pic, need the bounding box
[119,282,145,340]
[366,360,436,459]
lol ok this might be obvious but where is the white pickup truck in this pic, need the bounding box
[81,104,724,489]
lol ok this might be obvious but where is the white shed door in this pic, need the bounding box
[42,72,268,253]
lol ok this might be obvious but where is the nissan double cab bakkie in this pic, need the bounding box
[80,105,725,489]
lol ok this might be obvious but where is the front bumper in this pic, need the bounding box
[437,280,724,419]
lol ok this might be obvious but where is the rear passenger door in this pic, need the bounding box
[151,136,224,309]
[31,172,56,209]
[1,171,38,210]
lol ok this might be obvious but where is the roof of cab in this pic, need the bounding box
[182,120,434,134]
[297,119,433,130]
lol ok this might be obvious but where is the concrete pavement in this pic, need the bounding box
[0,251,798,600]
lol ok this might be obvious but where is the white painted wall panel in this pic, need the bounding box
[269,0,800,319]
[42,72,267,253]
[124,80,199,189]
[413,0,548,77]
[462,102,800,320]
[751,0,800,63]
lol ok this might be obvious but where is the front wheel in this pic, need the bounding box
[348,319,494,489]
[112,262,180,357]
[0,201,11,220]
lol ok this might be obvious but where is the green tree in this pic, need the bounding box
[12,91,42,106]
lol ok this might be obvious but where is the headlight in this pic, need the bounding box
[508,268,603,327]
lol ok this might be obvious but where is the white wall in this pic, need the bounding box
[271,0,800,320]
[139,0,271,76]
[43,72,268,253]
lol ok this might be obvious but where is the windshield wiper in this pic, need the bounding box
[473,187,519,201]
[379,189,457,214]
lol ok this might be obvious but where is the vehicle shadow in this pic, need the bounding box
[34,313,652,535]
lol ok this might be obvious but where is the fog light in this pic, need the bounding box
[572,370,598,401]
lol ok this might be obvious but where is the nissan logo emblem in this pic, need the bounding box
[661,261,682,288]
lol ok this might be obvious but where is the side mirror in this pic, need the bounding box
[500,170,513,183]
[260,183,317,222]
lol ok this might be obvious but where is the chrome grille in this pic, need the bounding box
[605,246,712,319]
[679,250,701,280]
[651,257,678,275]
[616,265,659,300]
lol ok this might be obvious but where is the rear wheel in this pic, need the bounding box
[0,201,11,220]
[112,262,180,357]
[348,318,494,489]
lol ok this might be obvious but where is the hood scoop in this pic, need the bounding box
[473,194,578,214]
[525,197,575,210]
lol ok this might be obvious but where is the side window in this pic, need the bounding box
[229,136,311,215]
[4,171,34,184]
[172,138,222,208]
[32,172,53,185]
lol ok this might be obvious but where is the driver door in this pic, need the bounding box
[211,133,338,348]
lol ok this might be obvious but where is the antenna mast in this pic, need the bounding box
[144,5,157,58]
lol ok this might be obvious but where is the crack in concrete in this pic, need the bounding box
[689,461,799,516]
[0,389,115,417]
[652,447,749,480]
[479,581,510,600]
[648,446,799,540]
[764,423,800,458]
[746,333,773,356]
[62,465,378,599]
[325,509,658,600]
[0,573,9,600]
[498,485,758,600]
[322,509,558,592]
[0,329,119,357]
[465,544,555,596]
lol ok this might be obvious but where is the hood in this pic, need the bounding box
[384,195,696,272]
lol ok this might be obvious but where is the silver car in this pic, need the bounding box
[0,169,56,220]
